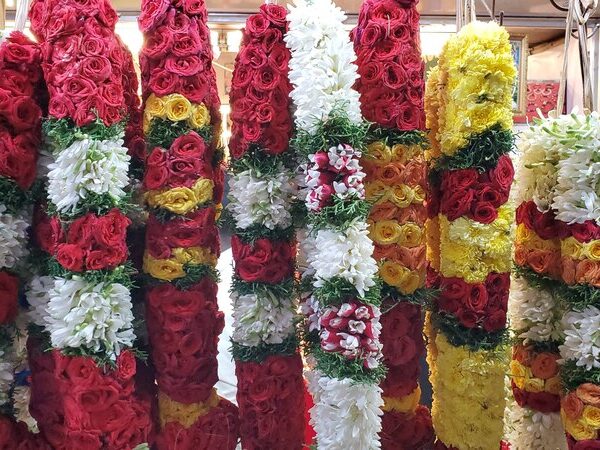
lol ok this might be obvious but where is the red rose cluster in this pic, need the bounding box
[319,301,382,369]
[381,405,434,450]
[28,342,153,450]
[146,279,224,402]
[29,0,131,127]
[144,132,214,190]
[35,208,130,272]
[236,355,305,449]
[433,273,510,333]
[139,0,220,119]
[0,32,43,190]
[353,0,424,130]
[231,235,296,284]
[439,155,514,224]
[146,208,220,259]
[228,4,292,159]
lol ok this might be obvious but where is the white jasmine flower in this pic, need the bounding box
[504,398,567,450]
[306,222,377,296]
[0,205,28,270]
[46,277,135,359]
[308,372,383,450]
[285,0,362,132]
[228,167,296,230]
[47,137,130,214]
[231,292,297,347]
[559,305,600,370]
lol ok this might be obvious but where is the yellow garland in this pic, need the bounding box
[425,217,441,272]
[144,93,211,132]
[382,385,422,414]
[145,178,214,215]
[438,204,513,283]
[364,141,422,166]
[428,327,508,450]
[425,65,442,162]
[369,220,424,247]
[561,237,600,261]
[437,21,516,156]
[143,246,217,281]
[365,181,425,207]
[159,389,220,429]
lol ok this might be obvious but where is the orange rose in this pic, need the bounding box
[396,205,427,224]
[528,249,561,277]
[576,260,600,287]
[399,160,426,186]
[577,384,600,408]
[513,345,532,366]
[530,352,559,380]
[514,245,528,267]
[377,164,403,185]
[563,391,585,420]
[373,244,398,262]
[562,257,577,285]
[370,202,399,222]
[396,246,427,271]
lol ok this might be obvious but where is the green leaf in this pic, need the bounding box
[146,118,213,151]
[366,127,429,149]
[308,196,371,232]
[231,335,299,363]
[311,347,387,384]
[44,117,126,152]
[561,360,600,392]
[430,311,509,351]
[311,276,382,307]
[230,144,297,176]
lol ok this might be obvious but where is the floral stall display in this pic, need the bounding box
[353,0,434,447]
[23,0,154,448]
[138,0,240,447]
[512,112,600,449]
[505,116,568,449]
[228,4,306,449]
[425,21,516,449]
[286,0,385,448]
[0,30,48,448]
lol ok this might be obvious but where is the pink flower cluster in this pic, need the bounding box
[304,144,366,212]
[319,302,382,369]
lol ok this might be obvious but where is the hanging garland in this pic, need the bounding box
[138,0,239,447]
[0,30,47,448]
[24,0,154,448]
[228,4,306,449]
[424,21,515,450]
[352,0,434,447]
[512,112,600,449]
[286,0,385,448]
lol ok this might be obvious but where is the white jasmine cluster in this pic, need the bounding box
[306,222,377,296]
[231,292,297,347]
[560,305,600,370]
[285,0,362,132]
[46,277,135,359]
[504,399,567,450]
[228,167,296,230]
[308,372,383,450]
[47,137,130,214]
[0,205,28,270]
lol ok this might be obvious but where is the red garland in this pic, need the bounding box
[231,235,296,284]
[511,382,560,413]
[439,155,513,224]
[381,405,434,449]
[236,355,305,449]
[28,340,153,450]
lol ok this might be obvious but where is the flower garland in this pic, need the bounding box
[424,21,516,449]
[352,0,434,447]
[0,30,47,448]
[286,0,384,448]
[25,0,153,448]
[513,112,600,449]
[138,0,240,447]
[228,5,306,449]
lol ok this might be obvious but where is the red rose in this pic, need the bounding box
[138,0,170,32]
[570,221,600,243]
[45,7,79,40]
[440,277,469,299]
[182,0,207,16]
[483,310,506,332]
[458,309,479,328]
[526,390,561,413]
[172,33,201,58]
[475,184,506,209]
[48,94,75,120]
[165,10,191,33]
[247,13,270,35]
[144,165,169,190]
[79,55,112,82]
[87,245,128,270]
[243,120,262,142]
[58,355,101,389]
[440,189,474,220]
[574,440,600,450]
[260,4,287,27]
[382,63,407,90]
[359,62,385,85]
[0,271,18,324]
[232,236,295,283]
[64,430,102,450]
[171,132,209,160]
[180,75,209,103]
[165,55,202,76]
[360,22,386,47]
[485,272,510,295]
[441,168,478,192]
[470,201,498,224]
[239,46,268,69]
[10,97,42,132]
[0,70,33,97]
[35,213,64,254]
[2,32,39,64]
[56,243,85,272]
[232,64,253,90]
[142,26,173,59]
[94,209,130,248]
[148,67,179,96]
[116,351,137,381]
[67,213,96,247]
[489,155,514,191]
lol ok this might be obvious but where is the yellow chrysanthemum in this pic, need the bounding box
[189,103,211,129]
[143,253,185,281]
[159,389,220,428]
[164,94,193,122]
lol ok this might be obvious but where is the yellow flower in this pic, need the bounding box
[413,185,426,204]
[164,94,193,122]
[379,261,409,287]
[509,359,529,390]
[396,270,422,295]
[365,181,388,203]
[397,223,423,248]
[144,94,166,119]
[545,376,562,395]
[372,220,402,245]
[583,405,600,429]
[159,389,219,428]
[143,253,185,281]
[189,103,211,129]
[172,246,217,267]
[564,415,598,441]
[383,386,422,414]
[563,237,585,260]
[365,141,391,165]
[391,185,414,208]
[585,240,600,262]
[524,377,545,393]
[192,178,214,205]
[146,187,199,215]
[143,112,151,134]
[516,224,534,245]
